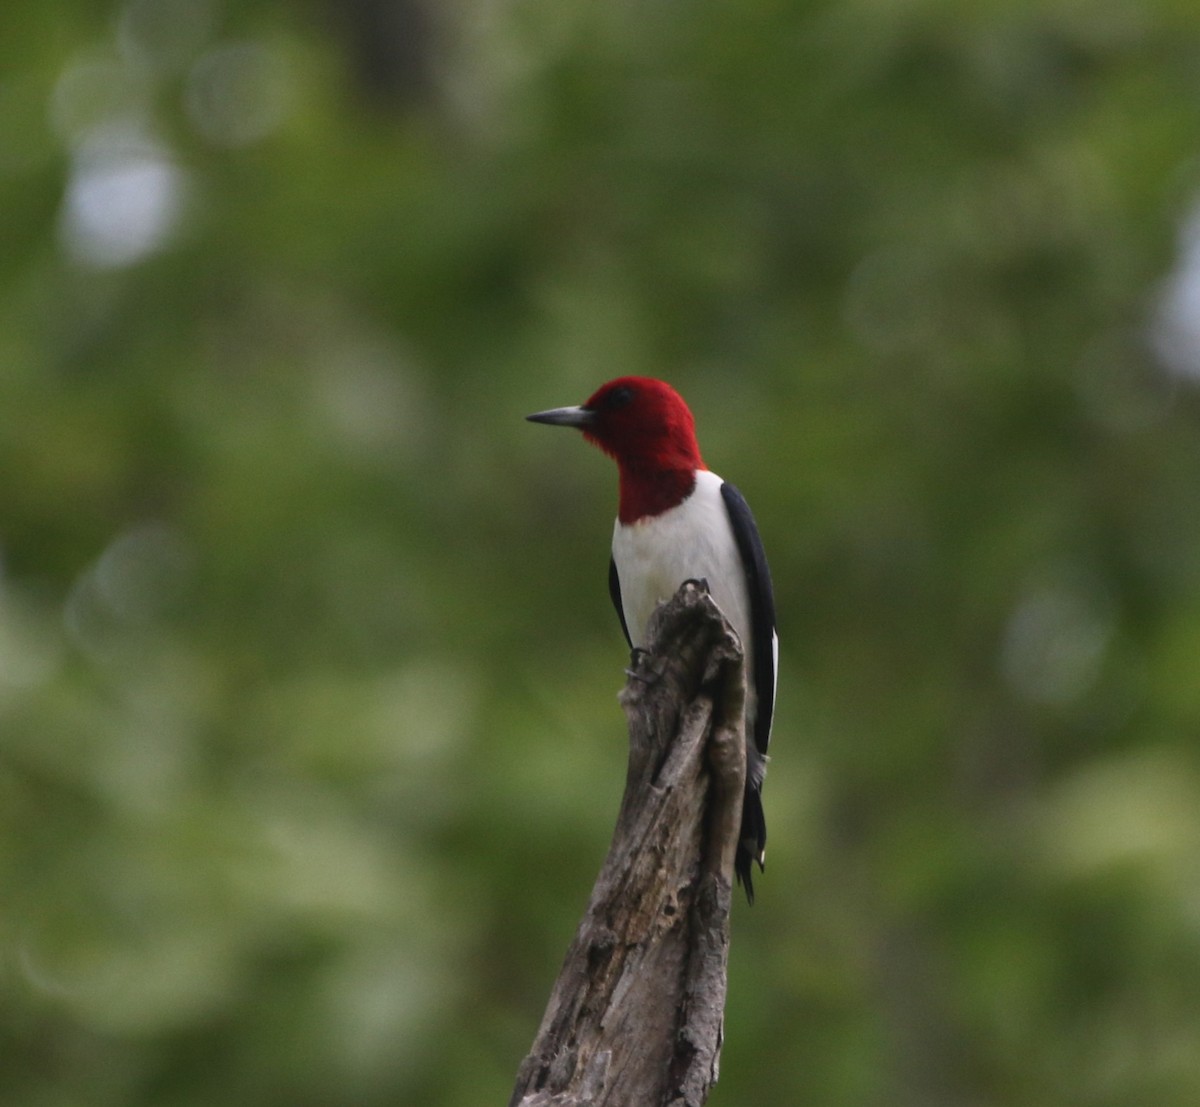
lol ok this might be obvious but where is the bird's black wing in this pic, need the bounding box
[719,481,777,756]
[609,556,632,648]
[721,480,777,904]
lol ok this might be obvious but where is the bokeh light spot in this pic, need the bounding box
[186,41,293,147]
[58,121,190,269]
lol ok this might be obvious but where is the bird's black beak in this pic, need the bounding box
[526,405,595,428]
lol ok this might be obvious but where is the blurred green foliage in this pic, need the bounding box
[4,0,1200,1103]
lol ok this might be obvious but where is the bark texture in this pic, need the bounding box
[510,581,747,1107]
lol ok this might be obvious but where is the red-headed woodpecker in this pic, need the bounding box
[527,377,777,903]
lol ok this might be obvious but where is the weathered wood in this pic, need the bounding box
[510,581,747,1107]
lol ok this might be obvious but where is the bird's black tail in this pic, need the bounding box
[734,785,767,905]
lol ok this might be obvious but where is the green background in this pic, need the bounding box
[4,1,1200,1103]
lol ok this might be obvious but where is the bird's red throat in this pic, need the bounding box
[616,466,698,524]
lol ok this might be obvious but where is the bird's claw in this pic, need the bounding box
[625,646,659,684]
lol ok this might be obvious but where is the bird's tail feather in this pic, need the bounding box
[734,787,767,905]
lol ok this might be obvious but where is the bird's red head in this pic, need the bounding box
[578,377,705,475]
[527,377,706,523]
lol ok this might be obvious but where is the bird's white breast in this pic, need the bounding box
[611,468,754,672]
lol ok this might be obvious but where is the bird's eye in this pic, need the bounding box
[607,386,634,410]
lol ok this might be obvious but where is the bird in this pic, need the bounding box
[527,376,777,903]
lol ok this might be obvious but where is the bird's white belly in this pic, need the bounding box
[611,471,755,703]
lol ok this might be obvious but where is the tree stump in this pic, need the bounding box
[510,580,748,1107]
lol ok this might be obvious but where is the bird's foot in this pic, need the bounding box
[625,646,659,683]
